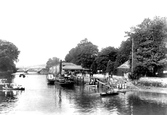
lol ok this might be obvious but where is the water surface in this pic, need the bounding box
[0,73,167,115]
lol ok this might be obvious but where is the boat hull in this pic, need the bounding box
[57,81,74,87]
[3,87,25,91]
[46,74,55,84]
[55,76,74,87]
[47,79,55,84]
[100,91,119,96]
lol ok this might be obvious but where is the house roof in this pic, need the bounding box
[117,61,130,69]
[62,62,84,70]
[62,62,76,66]
[62,65,83,70]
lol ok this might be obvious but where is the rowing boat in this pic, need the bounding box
[100,90,119,96]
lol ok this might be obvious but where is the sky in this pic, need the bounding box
[0,0,167,67]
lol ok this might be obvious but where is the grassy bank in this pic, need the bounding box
[136,77,167,88]
[92,74,167,93]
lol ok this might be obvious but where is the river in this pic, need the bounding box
[0,73,167,115]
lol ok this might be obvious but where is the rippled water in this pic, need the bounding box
[0,73,167,115]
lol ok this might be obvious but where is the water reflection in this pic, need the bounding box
[0,90,23,114]
[127,92,167,115]
[0,73,167,115]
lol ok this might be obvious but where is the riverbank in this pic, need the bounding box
[92,74,167,94]
[133,77,167,94]
[136,77,167,87]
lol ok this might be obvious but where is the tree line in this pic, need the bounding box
[64,38,129,75]
[0,39,20,72]
[46,16,167,79]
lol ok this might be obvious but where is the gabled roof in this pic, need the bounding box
[117,61,130,69]
[63,65,83,70]
[62,62,84,70]
[62,62,76,66]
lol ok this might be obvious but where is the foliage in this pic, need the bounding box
[0,40,20,72]
[65,38,98,69]
[94,46,118,73]
[126,17,167,78]
[90,60,97,74]
[106,60,115,74]
[46,57,60,69]
[114,38,132,74]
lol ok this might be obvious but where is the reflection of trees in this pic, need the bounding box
[55,84,76,108]
[0,90,21,113]
[74,92,99,113]
[101,92,167,115]
[100,94,131,115]
[132,92,167,104]
[73,86,131,114]
[70,85,99,113]
[58,88,62,108]
[54,84,167,115]
[128,93,167,115]
[3,91,18,101]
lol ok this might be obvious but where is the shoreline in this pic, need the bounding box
[92,74,167,94]
[133,85,167,94]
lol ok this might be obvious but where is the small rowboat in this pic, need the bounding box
[100,90,119,96]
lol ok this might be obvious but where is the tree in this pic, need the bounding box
[95,46,118,73]
[46,57,60,69]
[126,17,167,78]
[114,38,132,74]
[0,40,20,72]
[65,38,98,69]
[106,60,115,74]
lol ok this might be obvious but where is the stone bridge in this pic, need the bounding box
[17,64,47,74]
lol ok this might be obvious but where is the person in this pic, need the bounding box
[124,72,129,79]
[4,84,8,88]
[90,71,93,77]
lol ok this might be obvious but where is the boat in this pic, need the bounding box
[55,76,74,87]
[100,90,119,97]
[3,84,25,91]
[49,60,75,87]
[46,74,55,84]
[3,87,25,90]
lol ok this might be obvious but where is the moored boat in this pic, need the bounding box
[46,74,55,84]
[3,87,25,90]
[3,84,25,91]
[100,90,119,97]
[55,76,74,87]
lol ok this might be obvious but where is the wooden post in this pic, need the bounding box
[59,60,62,75]
[131,37,134,75]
